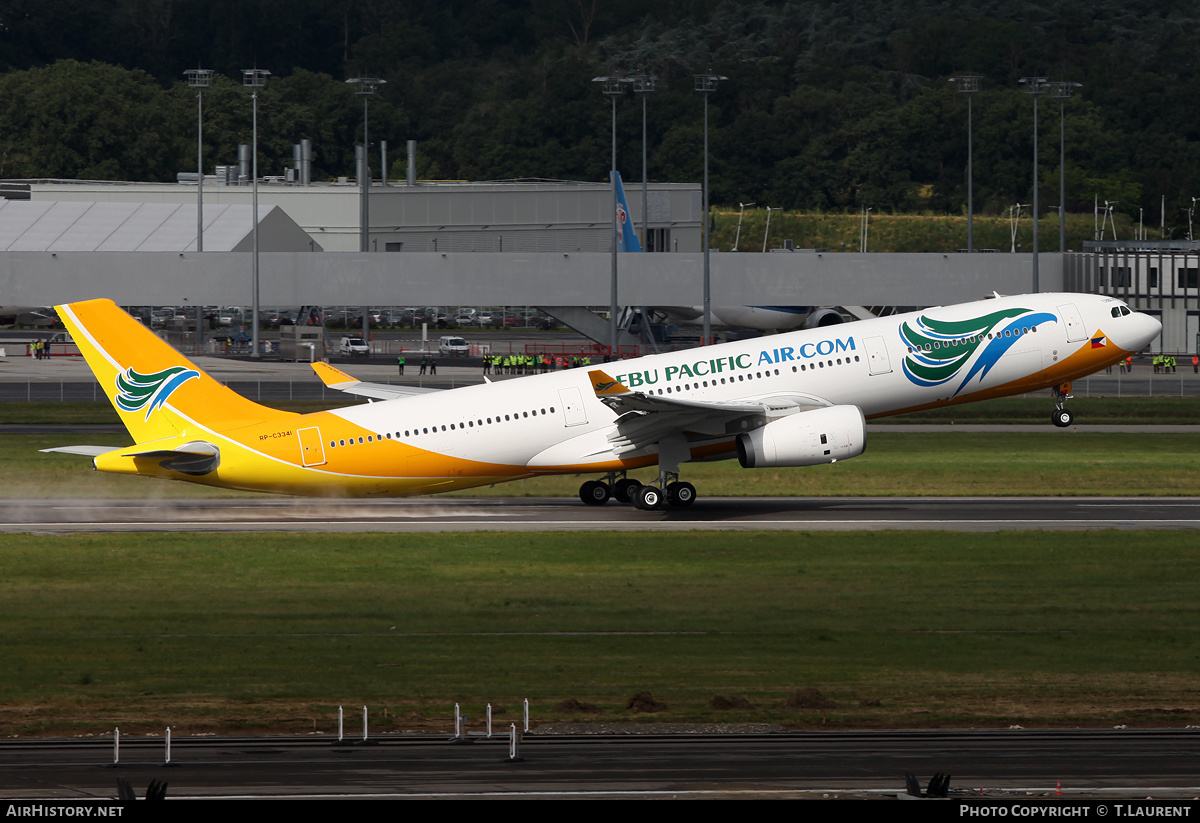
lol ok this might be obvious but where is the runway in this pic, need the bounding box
[2,496,1198,533]
[3,729,1199,800]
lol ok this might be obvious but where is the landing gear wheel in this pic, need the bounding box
[614,478,642,503]
[665,481,696,507]
[579,480,611,505]
[1052,408,1073,428]
[634,485,664,511]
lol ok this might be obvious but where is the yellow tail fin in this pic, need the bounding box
[56,299,293,444]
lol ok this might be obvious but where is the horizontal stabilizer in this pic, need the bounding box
[40,445,111,457]
[107,440,220,476]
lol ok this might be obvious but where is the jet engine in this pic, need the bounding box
[736,405,866,468]
[803,307,846,328]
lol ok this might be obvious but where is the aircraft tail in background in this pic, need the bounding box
[612,170,643,253]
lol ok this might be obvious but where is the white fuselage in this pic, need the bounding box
[320,293,1158,480]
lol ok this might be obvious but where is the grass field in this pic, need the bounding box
[1,530,1198,737]
[2,398,1196,737]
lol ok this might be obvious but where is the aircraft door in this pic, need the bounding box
[297,426,327,467]
[863,336,892,375]
[1057,303,1088,342]
[558,387,588,427]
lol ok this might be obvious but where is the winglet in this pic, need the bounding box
[311,361,357,389]
[588,369,631,397]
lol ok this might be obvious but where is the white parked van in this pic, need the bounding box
[438,336,469,356]
[339,336,370,356]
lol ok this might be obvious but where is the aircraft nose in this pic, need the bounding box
[1126,311,1162,351]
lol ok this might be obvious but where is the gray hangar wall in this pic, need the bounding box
[0,251,1061,307]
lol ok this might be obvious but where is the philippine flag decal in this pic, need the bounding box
[1091,330,1108,349]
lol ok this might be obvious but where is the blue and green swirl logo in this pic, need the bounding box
[900,308,1057,396]
[114,366,200,420]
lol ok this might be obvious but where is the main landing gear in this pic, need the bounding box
[1051,383,1074,428]
[578,471,697,510]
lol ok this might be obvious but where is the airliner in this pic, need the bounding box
[646,304,837,332]
[610,172,834,334]
[45,293,1159,510]
[0,305,56,326]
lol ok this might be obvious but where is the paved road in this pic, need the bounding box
[1,496,1196,533]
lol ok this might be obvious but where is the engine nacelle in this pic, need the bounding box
[803,307,846,328]
[736,405,866,468]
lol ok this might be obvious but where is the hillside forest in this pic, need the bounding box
[1,0,1198,237]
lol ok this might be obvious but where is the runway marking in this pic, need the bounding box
[5,518,1200,532]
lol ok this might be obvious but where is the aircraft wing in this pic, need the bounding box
[0,306,56,326]
[311,361,441,400]
[587,369,822,456]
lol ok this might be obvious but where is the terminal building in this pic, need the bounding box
[1066,242,1200,355]
[15,178,704,254]
[0,177,1193,355]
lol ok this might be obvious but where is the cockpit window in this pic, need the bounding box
[1111,306,1132,317]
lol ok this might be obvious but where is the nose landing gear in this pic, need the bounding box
[1051,383,1074,428]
